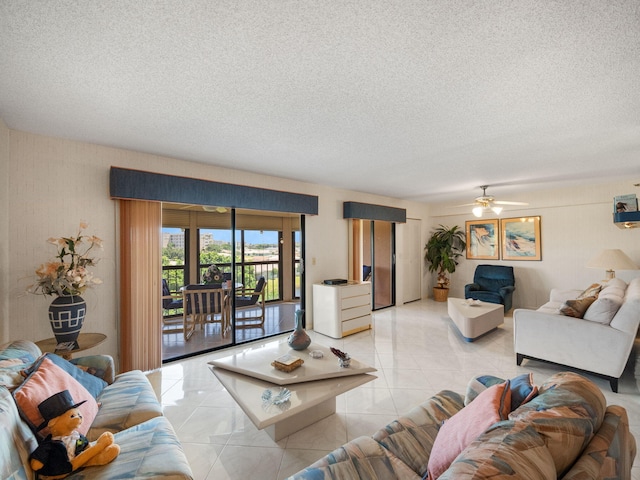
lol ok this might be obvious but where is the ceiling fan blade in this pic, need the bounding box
[493,200,528,206]
[454,186,528,209]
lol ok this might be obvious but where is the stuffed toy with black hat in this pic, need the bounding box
[29,390,119,478]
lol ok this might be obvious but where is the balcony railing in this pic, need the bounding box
[163,259,300,318]
[199,261,280,301]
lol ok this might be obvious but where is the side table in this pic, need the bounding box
[35,332,107,360]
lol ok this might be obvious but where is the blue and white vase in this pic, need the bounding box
[287,309,311,351]
[48,295,86,347]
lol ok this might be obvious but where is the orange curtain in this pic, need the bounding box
[119,200,162,372]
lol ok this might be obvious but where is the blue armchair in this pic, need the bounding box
[465,265,515,311]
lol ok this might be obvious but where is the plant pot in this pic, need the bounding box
[433,287,449,302]
[48,295,86,347]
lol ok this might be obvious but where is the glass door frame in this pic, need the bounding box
[349,218,396,311]
[370,220,396,311]
[161,205,306,361]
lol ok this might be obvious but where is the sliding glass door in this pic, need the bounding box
[372,220,395,310]
[161,204,303,362]
[351,219,396,311]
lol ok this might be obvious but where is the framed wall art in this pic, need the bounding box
[465,219,499,260]
[501,216,542,261]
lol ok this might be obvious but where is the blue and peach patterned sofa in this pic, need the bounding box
[287,372,636,480]
[0,339,193,479]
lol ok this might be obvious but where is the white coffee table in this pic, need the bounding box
[447,297,504,342]
[208,340,377,440]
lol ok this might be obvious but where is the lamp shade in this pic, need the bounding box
[586,249,638,279]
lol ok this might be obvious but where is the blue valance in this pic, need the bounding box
[110,167,318,215]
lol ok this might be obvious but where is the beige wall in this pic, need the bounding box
[4,124,639,362]
[429,182,640,309]
[0,119,9,343]
[4,127,428,359]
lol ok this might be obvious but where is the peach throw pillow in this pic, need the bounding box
[427,381,511,479]
[12,357,99,437]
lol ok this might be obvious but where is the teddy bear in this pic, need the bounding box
[29,390,120,479]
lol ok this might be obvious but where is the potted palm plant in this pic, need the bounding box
[424,225,466,302]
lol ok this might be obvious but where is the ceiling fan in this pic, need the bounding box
[461,186,528,217]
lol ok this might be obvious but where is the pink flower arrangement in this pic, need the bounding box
[30,222,103,297]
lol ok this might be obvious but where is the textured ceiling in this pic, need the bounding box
[1,1,639,204]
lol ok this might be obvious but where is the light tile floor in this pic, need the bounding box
[162,302,299,362]
[148,298,640,480]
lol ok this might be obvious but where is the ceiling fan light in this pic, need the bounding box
[491,206,503,215]
[472,206,484,217]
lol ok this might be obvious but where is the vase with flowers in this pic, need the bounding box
[29,222,103,347]
[202,264,223,285]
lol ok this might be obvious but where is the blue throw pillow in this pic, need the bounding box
[24,353,107,399]
[466,373,538,411]
[509,373,538,410]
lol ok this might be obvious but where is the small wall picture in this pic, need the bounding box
[466,219,499,260]
[501,216,541,261]
[614,194,638,213]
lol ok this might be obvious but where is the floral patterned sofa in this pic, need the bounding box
[287,372,636,480]
[0,339,193,479]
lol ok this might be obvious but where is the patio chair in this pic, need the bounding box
[162,279,185,335]
[234,277,266,328]
[182,285,228,340]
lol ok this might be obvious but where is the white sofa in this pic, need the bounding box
[514,277,640,392]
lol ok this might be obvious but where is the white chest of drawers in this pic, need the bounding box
[312,281,372,338]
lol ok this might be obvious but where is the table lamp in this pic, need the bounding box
[586,249,638,280]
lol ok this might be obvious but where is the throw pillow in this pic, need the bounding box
[602,277,627,290]
[560,296,597,318]
[509,373,538,410]
[576,283,602,300]
[12,357,99,438]
[465,374,537,411]
[598,286,626,300]
[0,341,39,391]
[582,296,623,324]
[464,374,505,406]
[427,381,511,480]
[24,353,107,398]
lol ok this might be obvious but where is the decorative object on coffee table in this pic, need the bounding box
[330,347,351,367]
[28,222,103,346]
[271,354,304,373]
[262,387,291,409]
[287,309,311,350]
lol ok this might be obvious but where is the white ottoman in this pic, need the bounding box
[447,298,504,342]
